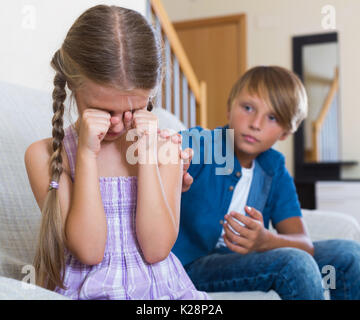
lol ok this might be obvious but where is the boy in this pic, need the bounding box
[173,66,360,300]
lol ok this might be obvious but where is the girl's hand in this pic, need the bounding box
[132,109,158,163]
[223,207,270,254]
[77,108,111,157]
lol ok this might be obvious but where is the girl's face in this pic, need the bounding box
[74,80,152,141]
[227,89,289,162]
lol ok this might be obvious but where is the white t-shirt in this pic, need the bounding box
[215,161,255,248]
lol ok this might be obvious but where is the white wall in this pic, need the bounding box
[162,0,360,178]
[0,0,146,92]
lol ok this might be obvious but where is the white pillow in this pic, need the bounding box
[152,107,187,131]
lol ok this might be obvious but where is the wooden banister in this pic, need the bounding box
[314,67,339,130]
[309,67,339,162]
[149,0,207,128]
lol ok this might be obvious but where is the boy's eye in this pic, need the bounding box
[242,105,253,112]
[268,114,278,122]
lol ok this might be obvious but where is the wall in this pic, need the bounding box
[162,0,360,178]
[0,0,146,92]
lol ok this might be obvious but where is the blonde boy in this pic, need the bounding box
[174,66,360,300]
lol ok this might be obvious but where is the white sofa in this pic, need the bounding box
[1,80,360,300]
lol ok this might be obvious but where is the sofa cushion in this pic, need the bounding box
[0,276,70,300]
[0,82,55,280]
[301,209,360,242]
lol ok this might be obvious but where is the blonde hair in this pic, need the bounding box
[34,5,162,290]
[227,66,308,133]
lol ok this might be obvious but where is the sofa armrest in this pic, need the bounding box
[301,209,360,242]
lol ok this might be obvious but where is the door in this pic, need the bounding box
[174,14,247,129]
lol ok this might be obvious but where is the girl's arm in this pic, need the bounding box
[135,130,182,264]
[25,137,108,266]
[64,110,112,265]
[64,147,108,265]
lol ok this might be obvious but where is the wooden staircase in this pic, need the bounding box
[147,0,208,128]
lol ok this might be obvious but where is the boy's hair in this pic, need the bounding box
[34,5,162,291]
[227,66,308,133]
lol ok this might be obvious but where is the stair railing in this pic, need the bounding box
[147,0,208,129]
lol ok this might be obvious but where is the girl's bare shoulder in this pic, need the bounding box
[24,137,73,213]
[25,138,51,163]
[24,137,71,176]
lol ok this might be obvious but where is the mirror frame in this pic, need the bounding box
[292,32,345,182]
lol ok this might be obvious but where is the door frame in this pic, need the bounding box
[173,14,247,76]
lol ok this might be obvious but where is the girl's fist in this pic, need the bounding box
[77,109,111,157]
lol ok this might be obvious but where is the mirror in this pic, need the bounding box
[295,32,340,163]
[303,41,340,163]
[293,32,340,164]
[293,32,357,193]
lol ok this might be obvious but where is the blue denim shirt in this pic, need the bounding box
[173,125,302,266]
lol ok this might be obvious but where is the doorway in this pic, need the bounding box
[174,14,247,129]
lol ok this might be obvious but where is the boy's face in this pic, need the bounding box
[227,89,289,161]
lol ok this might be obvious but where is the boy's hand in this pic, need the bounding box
[180,148,193,192]
[223,207,270,254]
[155,127,194,193]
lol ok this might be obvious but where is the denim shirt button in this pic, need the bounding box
[229,185,234,191]
[236,171,241,177]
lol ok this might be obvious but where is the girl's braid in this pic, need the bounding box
[49,58,66,183]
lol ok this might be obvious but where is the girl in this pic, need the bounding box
[24,5,209,300]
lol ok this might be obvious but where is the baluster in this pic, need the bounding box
[321,95,339,161]
[146,0,152,22]
[329,94,339,161]
[182,74,189,127]
[155,17,162,108]
[165,38,172,112]
[173,57,180,118]
[190,92,196,128]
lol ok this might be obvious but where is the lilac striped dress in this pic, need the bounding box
[54,125,209,300]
